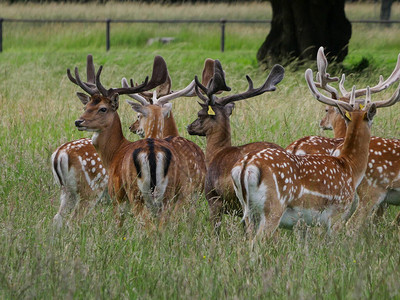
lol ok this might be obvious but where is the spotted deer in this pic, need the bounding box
[124,59,215,194]
[51,54,171,228]
[232,61,400,241]
[51,55,109,228]
[186,60,285,231]
[69,55,186,226]
[286,47,400,225]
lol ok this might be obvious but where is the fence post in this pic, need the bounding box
[220,19,226,52]
[106,19,111,51]
[0,18,3,53]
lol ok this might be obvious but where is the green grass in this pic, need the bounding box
[1,2,400,299]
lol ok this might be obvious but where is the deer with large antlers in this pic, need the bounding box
[232,51,400,241]
[122,58,213,194]
[286,48,400,225]
[51,55,178,228]
[186,60,285,231]
[68,55,188,226]
[51,55,110,228]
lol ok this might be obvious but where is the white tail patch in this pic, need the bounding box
[135,151,170,215]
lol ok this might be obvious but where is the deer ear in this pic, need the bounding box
[366,103,377,121]
[126,100,149,117]
[76,92,90,105]
[224,103,235,116]
[161,103,173,117]
[110,94,119,111]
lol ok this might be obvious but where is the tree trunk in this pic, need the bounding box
[380,0,393,21]
[257,0,352,67]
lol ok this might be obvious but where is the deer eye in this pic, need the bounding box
[325,108,329,113]
[99,107,107,113]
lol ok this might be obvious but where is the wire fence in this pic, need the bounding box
[1,17,400,53]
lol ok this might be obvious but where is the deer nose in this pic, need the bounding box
[75,119,84,127]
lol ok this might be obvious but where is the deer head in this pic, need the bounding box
[315,47,400,138]
[187,60,285,137]
[307,47,400,130]
[125,58,215,138]
[68,55,167,133]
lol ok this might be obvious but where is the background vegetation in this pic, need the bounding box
[1,2,400,298]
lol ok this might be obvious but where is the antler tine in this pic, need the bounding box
[95,66,111,97]
[74,66,98,96]
[202,58,215,89]
[121,77,150,106]
[206,60,231,99]
[342,53,400,99]
[339,74,348,98]
[349,85,356,106]
[374,83,400,108]
[194,84,209,103]
[365,86,371,105]
[305,68,354,111]
[67,68,78,85]
[111,76,150,95]
[315,47,340,99]
[184,58,216,97]
[216,64,284,106]
[86,54,96,84]
[157,80,196,105]
[142,55,169,91]
[194,75,209,95]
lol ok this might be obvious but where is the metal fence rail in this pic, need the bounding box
[0,17,399,53]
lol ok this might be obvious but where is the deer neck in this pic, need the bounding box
[333,115,347,138]
[92,113,129,169]
[144,113,164,139]
[205,118,232,165]
[163,111,179,137]
[339,112,371,184]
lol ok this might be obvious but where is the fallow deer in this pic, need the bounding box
[187,60,285,231]
[51,55,109,228]
[68,55,186,226]
[286,48,400,225]
[124,58,215,193]
[51,54,172,228]
[232,61,400,241]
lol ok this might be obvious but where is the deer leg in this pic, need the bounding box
[393,211,400,226]
[206,188,223,233]
[350,184,387,229]
[53,186,78,229]
[251,197,285,247]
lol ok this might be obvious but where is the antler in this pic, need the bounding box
[95,55,170,98]
[95,66,149,97]
[194,59,232,105]
[305,68,354,111]
[216,64,285,106]
[156,80,196,105]
[315,47,340,99]
[67,54,98,95]
[121,78,150,106]
[128,57,215,106]
[337,54,400,99]
[307,48,400,111]
[373,83,400,108]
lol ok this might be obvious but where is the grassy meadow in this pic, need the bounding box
[1,2,400,298]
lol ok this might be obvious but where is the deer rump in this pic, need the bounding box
[118,138,182,216]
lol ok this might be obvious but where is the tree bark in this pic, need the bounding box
[380,0,393,21]
[257,0,352,67]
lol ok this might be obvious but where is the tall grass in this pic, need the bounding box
[1,2,400,298]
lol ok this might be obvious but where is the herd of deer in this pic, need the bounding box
[51,47,400,243]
